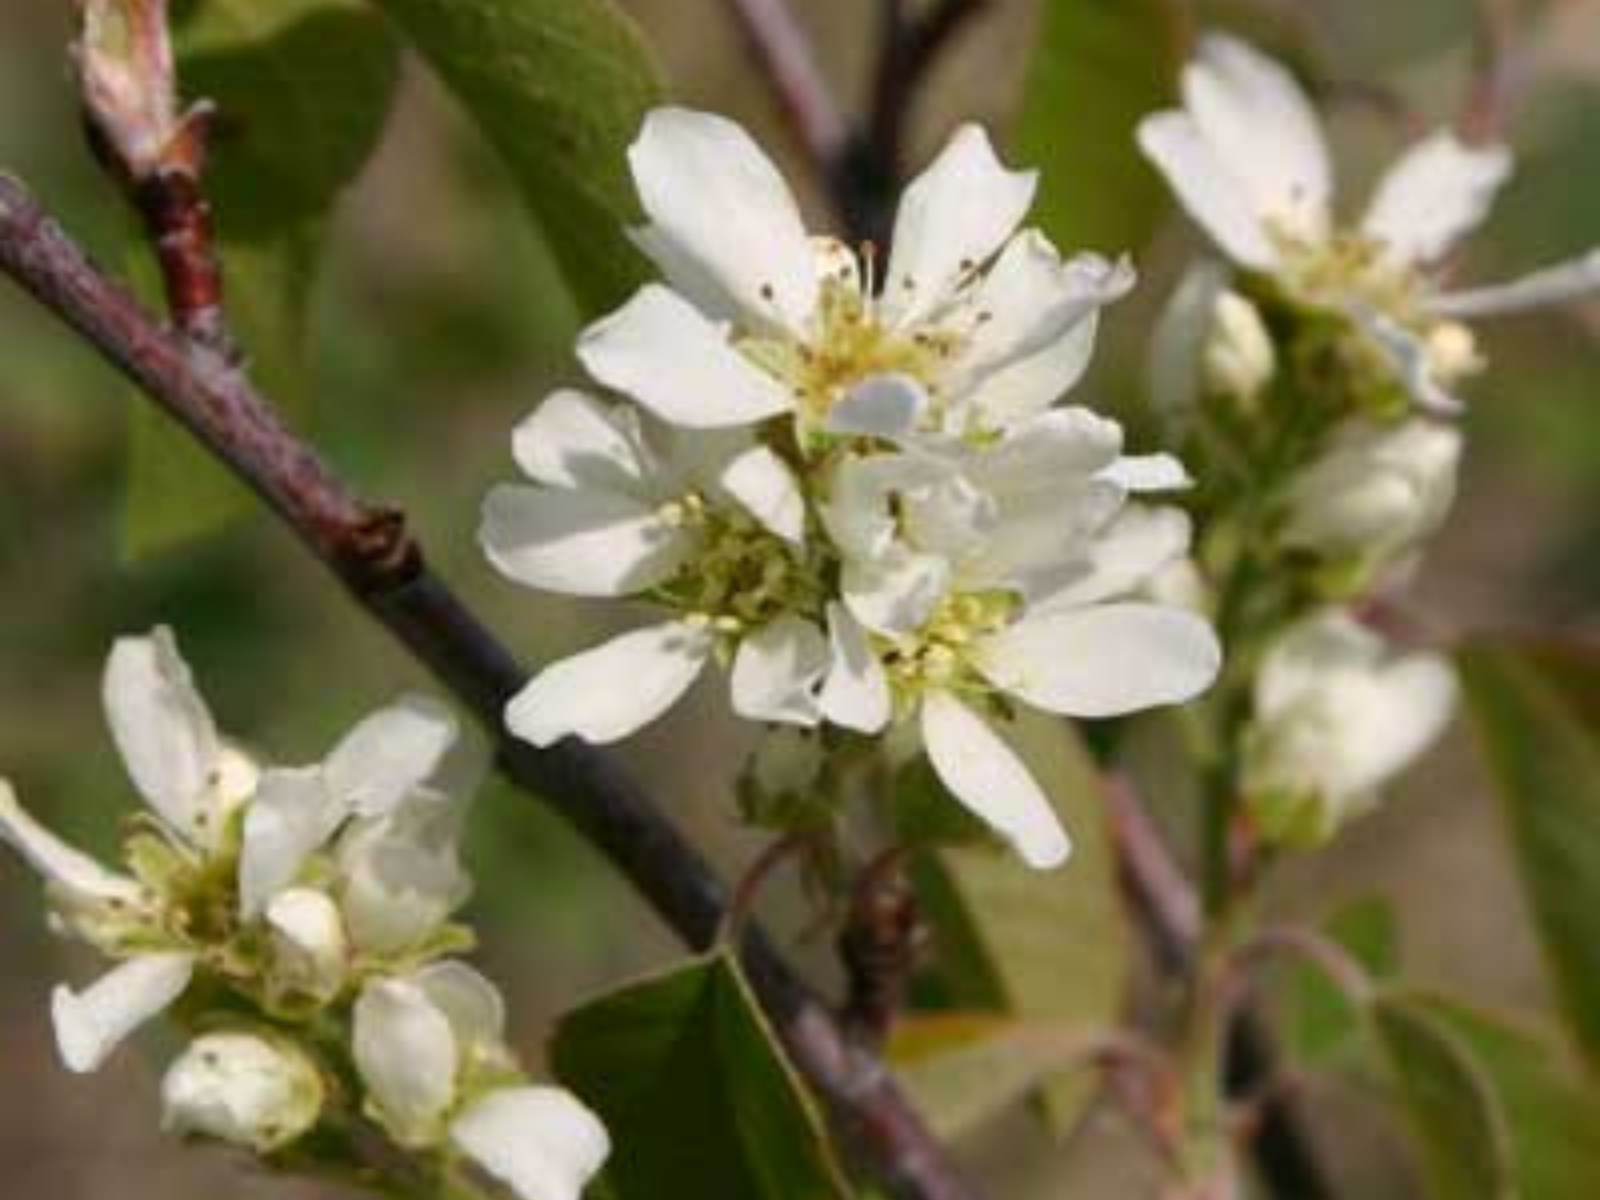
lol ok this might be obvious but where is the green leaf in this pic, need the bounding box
[1278,896,1398,1066]
[1371,992,1517,1200]
[368,0,662,316]
[126,0,401,556]
[905,712,1131,1136]
[1426,997,1600,1200]
[549,953,850,1200]
[1013,0,1188,254]
[1459,639,1600,1072]
[889,1014,1099,1140]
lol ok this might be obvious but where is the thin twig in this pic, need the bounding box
[717,0,851,175]
[866,0,991,183]
[1106,776,1337,1200]
[1460,0,1515,143]
[837,847,926,1047]
[0,172,982,1200]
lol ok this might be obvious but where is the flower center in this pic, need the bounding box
[1273,227,1423,319]
[652,494,824,632]
[884,590,1016,702]
[738,249,965,431]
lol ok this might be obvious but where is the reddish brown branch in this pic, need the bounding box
[717,0,851,175]
[1107,776,1336,1200]
[837,849,926,1047]
[0,172,980,1200]
[866,0,992,182]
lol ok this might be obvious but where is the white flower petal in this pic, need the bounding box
[966,310,1103,429]
[505,622,712,747]
[1361,132,1512,264]
[1248,613,1457,810]
[265,887,348,1000]
[630,116,810,326]
[819,603,892,734]
[1281,419,1462,561]
[730,616,830,726]
[481,483,691,597]
[103,627,222,839]
[451,1087,611,1200]
[1341,657,1458,792]
[1095,453,1193,492]
[972,407,1125,492]
[0,780,143,905]
[822,453,955,559]
[411,961,506,1052]
[843,549,951,637]
[1036,506,1194,609]
[239,767,343,919]
[1148,261,1231,419]
[161,1032,324,1153]
[952,236,1135,388]
[1183,35,1332,238]
[52,951,194,1073]
[629,107,818,334]
[1255,611,1383,717]
[717,445,806,544]
[1137,112,1278,270]
[825,373,929,440]
[1431,247,1600,318]
[1353,307,1465,414]
[511,389,651,493]
[353,977,459,1145]
[338,794,472,959]
[882,124,1038,326]
[326,695,459,818]
[976,603,1221,717]
[920,692,1070,870]
[578,285,793,429]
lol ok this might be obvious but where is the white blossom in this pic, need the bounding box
[582,107,1134,442]
[0,625,256,1072]
[1138,34,1600,413]
[1203,290,1275,401]
[353,964,609,1200]
[265,888,350,1004]
[1280,419,1463,571]
[484,107,1223,868]
[820,410,1219,867]
[161,1032,324,1152]
[1243,611,1456,842]
[239,694,460,918]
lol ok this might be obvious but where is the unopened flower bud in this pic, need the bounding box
[74,0,191,180]
[1203,291,1275,402]
[1422,320,1483,385]
[1281,419,1462,571]
[161,1032,324,1152]
[265,887,348,1003]
[1242,612,1456,845]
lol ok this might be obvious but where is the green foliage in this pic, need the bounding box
[1459,638,1600,1072]
[549,953,850,1200]
[888,1014,1098,1140]
[1012,0,1188,254]
[904,713,1131,1136]
[1372,992,1517,1200]
[1429,997,1600,1200]
[1278,896,1398,1065]
[127,0,401,556]
[367,0,662,316]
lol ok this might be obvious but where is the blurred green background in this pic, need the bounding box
[0,0,1595,1196]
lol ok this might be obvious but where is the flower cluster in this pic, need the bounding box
[482,109,1223,869]
[0,629,608,1200]
[1134,36,1542,840]
[1140,33,1599,417]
